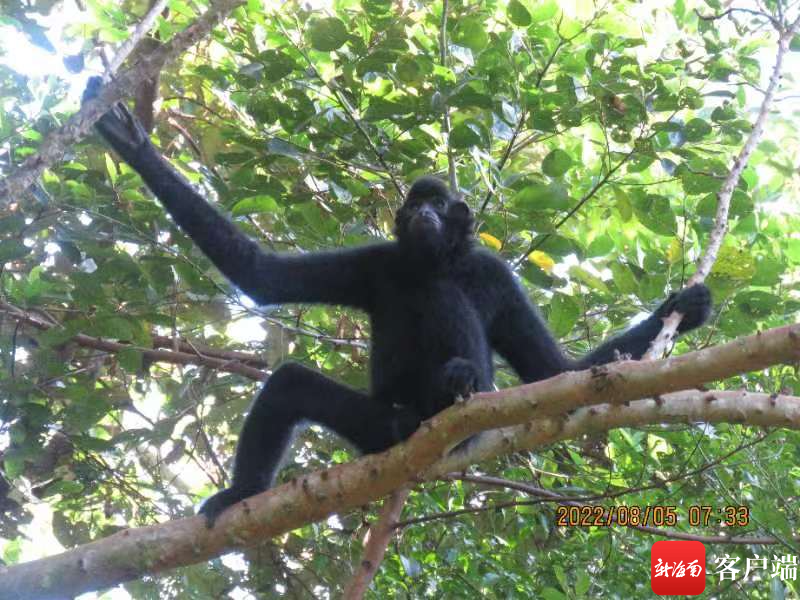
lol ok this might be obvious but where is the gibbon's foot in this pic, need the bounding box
[654,284,712,333]
[198,485,259,528]
[82,76,152,159]
[442,357,479,399]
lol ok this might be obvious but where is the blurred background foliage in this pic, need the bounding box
[1,0,800,597]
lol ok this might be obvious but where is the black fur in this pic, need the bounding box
[82,77,713,526]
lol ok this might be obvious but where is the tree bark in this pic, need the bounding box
[0,0,245,203]
[342,487,411,599]
[0,324,799,598]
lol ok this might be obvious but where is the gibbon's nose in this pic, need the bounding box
[417,205,439,223]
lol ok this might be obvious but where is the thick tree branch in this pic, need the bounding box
[0,324,799,598]
[431,389,799,476]
[0,0,245,203]
[645,17,800,358]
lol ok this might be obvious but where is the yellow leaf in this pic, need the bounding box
[528,250,555,272]
[710,245,755,281]
[479,232,502,250]
[666,238,683,264]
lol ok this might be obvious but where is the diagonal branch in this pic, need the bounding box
[107,0,169,75]
[1,323,799,598]
[645,16,800,358]
[342,486,411,599]
[0,0,245,203]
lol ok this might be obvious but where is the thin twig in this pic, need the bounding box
[694,7,780,29]
[107,0,169,75]
[512,146,636,268]
[0,301,268,380]
[277,17,405,198]
[645,15,800,358]
[439,0,457,192]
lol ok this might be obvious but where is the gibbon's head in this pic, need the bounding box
[394,176,474,260]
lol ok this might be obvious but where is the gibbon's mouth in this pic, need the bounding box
[411,212,442,231]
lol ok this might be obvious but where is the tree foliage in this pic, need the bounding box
[1,0,800,597]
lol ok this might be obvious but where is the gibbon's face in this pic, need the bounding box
[395,176,474,259]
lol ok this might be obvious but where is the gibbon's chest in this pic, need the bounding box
[371,276,486,349]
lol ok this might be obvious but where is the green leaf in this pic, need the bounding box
[710,245,756,282]
[751,255,784,286]
[734,290,781,319]
[232,195,279,216]
[0,215,25,233]
[549,293,580,337]
[587,234,614,257]
[4,455,24,479]
[541,587,568,600]
[395,55,423,83]
[118,348,143,372]
[786,239,800,263]
[568,265,609,292]
[307,17,348,51]
[45,480,85,496]
[453,18,489,52]
[512,182,570,210]
[542,149,573,177]
[246,93,277,123]
[258,49,297,81]
[450,120,489,148]
[94,317,134,340]
[530,0,559,22]
[791,35,800,51]
[0,240,30,262]
[626,153,656,173]
[677,164,722,195]
[610,262,638,294]
[575,570,590,597]
[508,0,532,26]
[534,233,582,257]
[63,394,111,430]
[684,118,712,141]
[632,194,676,235]
[678,87,703,109]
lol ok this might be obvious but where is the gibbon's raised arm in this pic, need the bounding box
[83,78,377,309]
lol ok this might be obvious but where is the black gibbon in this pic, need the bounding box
[83,77,712,525]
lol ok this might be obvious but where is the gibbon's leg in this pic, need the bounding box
[199,362,421,526]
